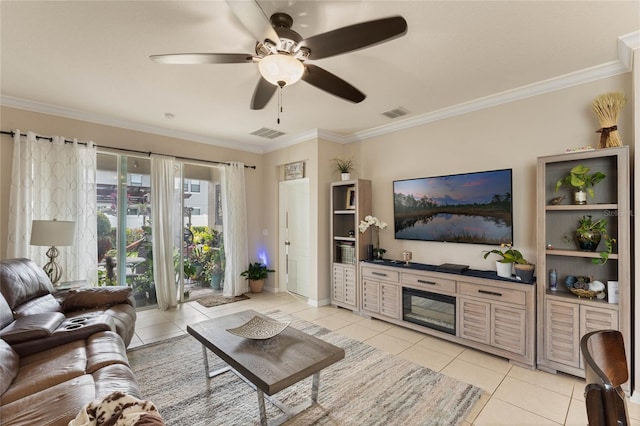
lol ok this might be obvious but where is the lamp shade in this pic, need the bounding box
[258,54,305,87]
[30,220,76,247]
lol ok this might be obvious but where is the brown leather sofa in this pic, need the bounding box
[0,258,136,356]
[0,258,153,425]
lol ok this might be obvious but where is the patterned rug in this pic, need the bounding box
[195,293,250,308]
[127,311,483,425]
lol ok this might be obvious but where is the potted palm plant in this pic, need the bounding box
[240,262,275,293]
[555,164,606,205]
[333,157,354,181]
[576,215,615,264]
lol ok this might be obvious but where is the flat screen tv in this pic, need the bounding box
[393,169,513,245]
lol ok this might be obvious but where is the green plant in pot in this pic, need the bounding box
[555,164,606,205]
[333,157,354,181]
[240,262,275,293]
[576,215,615,264]
[483,244,535,281]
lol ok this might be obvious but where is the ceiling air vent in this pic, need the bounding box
[250,127,286,139]
[382,107,410,119]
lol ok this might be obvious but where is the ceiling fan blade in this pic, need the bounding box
[150,53,254,64]
[300,16,407,60]
[251,77,277,110]
[302,64,365,103]
[226,0,280,46]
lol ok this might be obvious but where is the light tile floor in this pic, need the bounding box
[129,292,640,426]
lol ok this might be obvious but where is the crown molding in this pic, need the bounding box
[272,31,640,148]
[344,60,630,143]
[618,30,640,70]
[0,95,265,154]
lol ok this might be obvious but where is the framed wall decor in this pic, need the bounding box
[284,161,305,180]
[346,188,356,209]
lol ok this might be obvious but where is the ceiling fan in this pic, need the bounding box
[150,0,408,110]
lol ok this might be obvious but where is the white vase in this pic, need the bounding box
[496,261,512,278]
[341,173,351,181]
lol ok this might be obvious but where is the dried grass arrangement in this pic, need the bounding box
[591,92,627,149]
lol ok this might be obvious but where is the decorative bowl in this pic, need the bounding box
[226,315,290,340]
[568,288,600,299]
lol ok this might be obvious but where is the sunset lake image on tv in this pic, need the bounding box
[393,169,513,245]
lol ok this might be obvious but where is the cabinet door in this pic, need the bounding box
[332,264,345,303]
[579,305,619,369]
[491,304,526,355]
[344,266,357,307]
[545,300,580,368]
[380,283,400,319]
[459,298,490,345]
[362,280,380,313]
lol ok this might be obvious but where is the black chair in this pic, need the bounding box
[580,329,630,426]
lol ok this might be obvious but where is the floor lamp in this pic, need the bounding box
[30,219,76,285]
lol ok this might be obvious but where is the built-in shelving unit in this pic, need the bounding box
[536,147,630,387]
[330,179,371,311]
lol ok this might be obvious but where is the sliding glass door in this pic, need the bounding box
[96,152,224,307]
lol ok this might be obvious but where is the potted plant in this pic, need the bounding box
[555,164,606,205]
[333,157,354,181]
[483,244,534,280]
[240,262,275,293]
[576,215,615,264]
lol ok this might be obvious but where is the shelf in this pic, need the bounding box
[545,249,618,260]
[545,290,619,310]
[545,204,617,211]
[334,210,356,214]
[334,236,356,242]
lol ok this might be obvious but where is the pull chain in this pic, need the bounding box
[277,85,283,124]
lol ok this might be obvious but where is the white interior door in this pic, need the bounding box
[279,179,310,297]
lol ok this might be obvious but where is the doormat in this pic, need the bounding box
[196,293,250,308]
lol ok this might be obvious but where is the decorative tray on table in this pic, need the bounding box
[226,315,290,340]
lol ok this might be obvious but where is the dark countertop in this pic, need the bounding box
[362,259,536,285]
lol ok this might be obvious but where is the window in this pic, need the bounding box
[130,174,142,186]
[190,181,201,193]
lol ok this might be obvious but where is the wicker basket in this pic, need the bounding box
[569,288,599,299]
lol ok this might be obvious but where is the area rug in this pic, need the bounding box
[195,293,250,308]
[128,311,483,425]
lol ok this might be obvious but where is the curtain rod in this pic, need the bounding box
[0,130,256,169]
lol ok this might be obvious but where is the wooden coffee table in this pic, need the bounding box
[187,310,345,425]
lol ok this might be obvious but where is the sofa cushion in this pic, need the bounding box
[0,312,65,344]
[60,286,133,312]
[85,331,130,373]
[0,339,19,396]
[0,258,54,310]
[0,340,87,405]
[0,375,97,426]
[13,294,60,317]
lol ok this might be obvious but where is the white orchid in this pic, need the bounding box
[358,215,388,233]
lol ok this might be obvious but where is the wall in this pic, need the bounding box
[348,75,634,271]
[262,137,344,304]
[0,106,263,270]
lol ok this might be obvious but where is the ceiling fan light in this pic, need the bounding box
[258,54,304,87]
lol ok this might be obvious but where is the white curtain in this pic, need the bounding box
[150,155,179,310]
[7,131,98,284]
[222,162,248,297]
